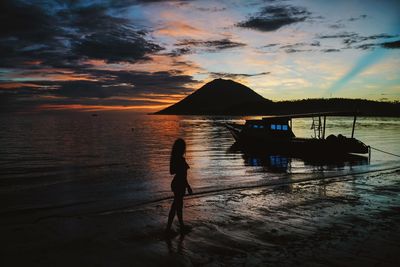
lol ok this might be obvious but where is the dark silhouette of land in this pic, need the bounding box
[157,78,267,115]
[155,78,400,116]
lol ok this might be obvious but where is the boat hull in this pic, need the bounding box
[225,123,369,156]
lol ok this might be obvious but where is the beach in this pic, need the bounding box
[2,167,399,266]
[1,114,399,266]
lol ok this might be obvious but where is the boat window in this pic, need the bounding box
[253,125,258,129]
[276,125,282,130]
[282,125,288,130]
[271,124,276,130]
[259,125,264,129]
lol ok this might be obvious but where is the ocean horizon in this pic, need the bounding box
[1,112,399,215]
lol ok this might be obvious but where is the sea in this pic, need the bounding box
[1,113,399,216]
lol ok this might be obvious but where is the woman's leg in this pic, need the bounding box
[176,196,184,227]
[166,198,177,230]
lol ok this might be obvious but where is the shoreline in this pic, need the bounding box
[2,168,400,266]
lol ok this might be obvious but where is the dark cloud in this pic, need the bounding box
[1,70,196,98]
[321,49,341,53]
[280,41,320,53]
[330,15,367,29]
[318,32,358,39]
[58,4,130,33]
[0,0,67,67]
[168,47,193,57]
[0,0,188,111]
[0,69,198,111]
[73,28,163,63]
[176,38,246,52]
[318,32,397,43]
[44,97,169,108]
[96,70,197,95]
[328,23,345,29]
[0,0,164,68]
[310,41,321,47]
[381,40,400,49]
[0,93,170,113]
[195,7,227,12]
[53,81,131,99]
[59,3,163,63]
[343,33,398,47]
[171,59,198,69]
[354,43,377,50]
[263,43,278,48]
[104,0,195,9]
[325,15,367,33]
[236,5,310,32]
[317,32,399,50]
[209,72,270,79]
[284,48,311,53]
[0,0,59,42]
[280,43,300,49]
[348,14,367,22]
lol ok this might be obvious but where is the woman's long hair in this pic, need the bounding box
[170,138,186,175]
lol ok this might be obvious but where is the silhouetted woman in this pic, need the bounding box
[166,138,193,233]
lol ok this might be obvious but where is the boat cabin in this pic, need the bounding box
[244,118,295,138]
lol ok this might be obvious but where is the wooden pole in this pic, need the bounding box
[351,114,357,138]
[318,116,322,139]
[368,146,371,164]
[322,116,326,139]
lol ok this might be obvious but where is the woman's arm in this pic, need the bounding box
[187,183,193,195]
[184,159,193,195]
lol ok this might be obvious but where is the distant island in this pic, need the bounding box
[155,78,400,116]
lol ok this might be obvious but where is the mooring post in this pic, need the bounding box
[351,114,357,138]
[318,116,322,139]
[368,146,371,164]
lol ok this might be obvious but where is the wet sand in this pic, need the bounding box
[2,168,400,266]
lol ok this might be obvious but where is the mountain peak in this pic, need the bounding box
[155,79,267,115]
[208,78,236,84]
[204,78,250,87]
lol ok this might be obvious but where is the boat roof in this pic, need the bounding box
[261,111,358,120]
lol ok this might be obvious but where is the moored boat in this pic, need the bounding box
[226,112,369,157]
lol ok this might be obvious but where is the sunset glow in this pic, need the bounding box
[1,0,399,112]
[38,103,169,112]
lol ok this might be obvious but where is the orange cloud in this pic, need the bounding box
[84,55,202,77]
[156,21,209,38]
[8,68,99,82]
[138,93,189,102]
[38,104,169,112]
[0,82,42,89]
[23,60,42,65]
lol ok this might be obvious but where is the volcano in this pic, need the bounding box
[155,78,269,115]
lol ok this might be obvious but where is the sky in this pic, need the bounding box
[0,0,399,112]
